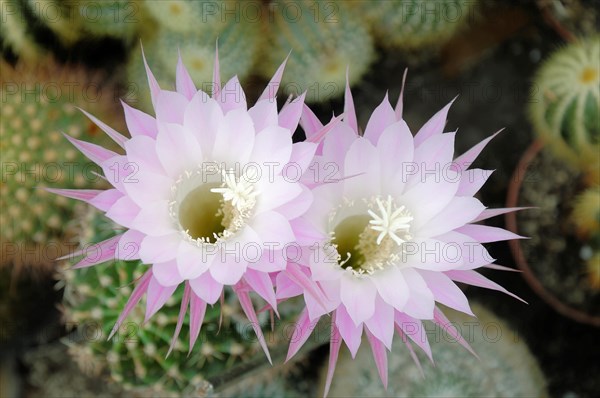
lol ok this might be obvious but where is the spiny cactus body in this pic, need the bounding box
[61,209,307,396]
[73,0,141,42]
[259,0,375,103]
[126,16,260,112]
[357,0,476,50]
[530,36,600,182]
[0,61,119,266]
[321,303,547,397]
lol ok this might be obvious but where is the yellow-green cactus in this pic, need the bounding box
[530,36,600,183]
[356,0,477,50]
[125,17,261,113]
[259,0,375,103]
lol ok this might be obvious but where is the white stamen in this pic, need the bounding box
[210,168,259,212]
[367,195,413,246]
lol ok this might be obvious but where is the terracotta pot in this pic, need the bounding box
[505,140,600,327]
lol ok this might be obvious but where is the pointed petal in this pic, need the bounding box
[394,69,408,120]
[420,270,474,315]
[286,308,320,362]
[44,188,102,203]
[474,207,530,222]
[115,229,144,260]
[189,271,223,305]
[300,103,324,141]
[189,291,207,352]
[413,98,456,147]
[457,169,494,197]
[365,295,395,350]
[64,134,117,166]
[212,44,221,99]
[365,327,389,389]
[417,196,486,238]
[396,325,424,377]
[395,312,433,362]
[340,274,376,325]
[259,55,288,102]
[152,260,184,287]
[323,313,342,398]
[452,130,503,171]
[145,275,177,321]
[89,189,124,212]
[363,93,396,145]
[248,99,279,133]
[286,262,330,317]
[335,305,363,358]
[244,268,278,313]
[456,224,526,243]
[168,282,191,357]
[432,306,478,357]
[400,268,435,319]
[218,75,247,114]
[445,269,527,303]
[78,108,127,148]
[343,69,358,133]
[72,235,122,269]
[235,285,272,364]
[176,52,197,100]
[142,46,161,109]
[279,92,306,132]
[371,266,409,311]
[121,100,158,138]
[109,271,152,339]
[155,90,189,124]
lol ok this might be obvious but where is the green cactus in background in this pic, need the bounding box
[73,0,142,42]
[571,186,600,289]
[23,0,84,46]
[0,0,44,61]
[355,0,477,50]
[259,0,375,103]
[126,2,261,112]
[530,35,600,184]
[321,303,548,397]
[20,0,142,49]
[61,208,308,396]
[0,60,120,267]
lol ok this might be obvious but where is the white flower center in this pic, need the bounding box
[170,165,258,246]
[328,195,413,276]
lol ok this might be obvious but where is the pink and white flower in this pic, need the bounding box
[51,49,320,361]
[282,74,525,394]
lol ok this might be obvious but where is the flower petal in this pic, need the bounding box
[340,274,376,326]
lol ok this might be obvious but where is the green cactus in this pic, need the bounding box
[571,186,600,289]
[61,208,308,396]
[0,63,114,257]
[529,35,600,183]
[141,0,227,34]
[125,11,261,113]
[356,0,477,50]
[0,0,44,61]
[259,0,375,103]
[72,0,142,42]
[321,303,548,397]
[23,0,84,46]
[21,0,142,48]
